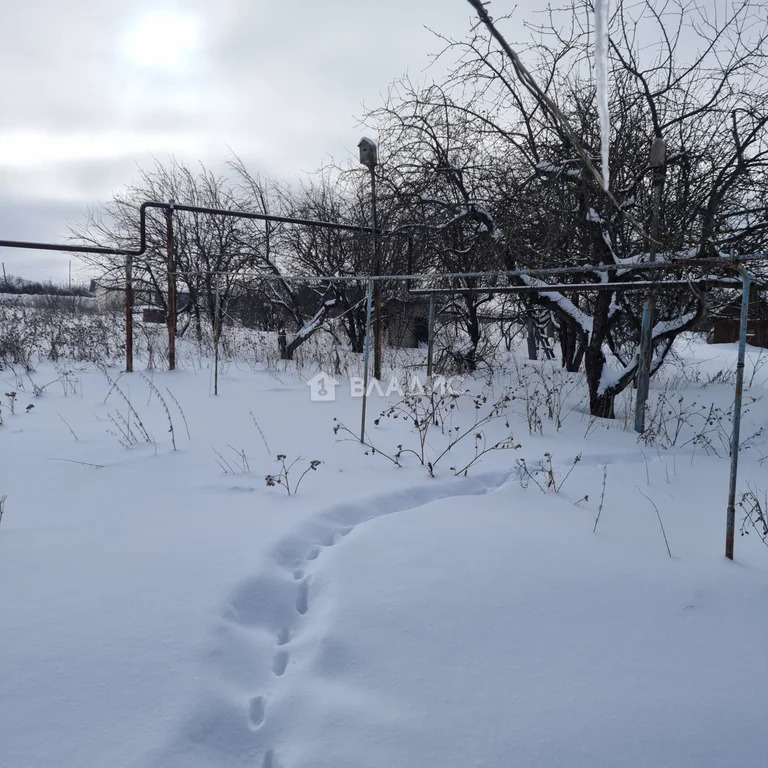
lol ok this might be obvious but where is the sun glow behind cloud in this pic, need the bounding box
[121,10,200,72]
[0,131,199,168]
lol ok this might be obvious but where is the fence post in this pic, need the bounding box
[371,171,382,381]
[726,269,751,561]
[634,140,666,432]
[426,294,435,381]
[214,273,221,396]
[125,254,133,373]
[360,279,374,443]
[634,300,653,432]
[165,199,176,371]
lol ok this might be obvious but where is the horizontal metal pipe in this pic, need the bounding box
[408,278,743,294]
[0,200,374,258]
[0,200,158,257]
[168,268,744,284]
[0,239,132,256]
[169,202,373,234]
[1,197,766,286]
[173,260,751,282]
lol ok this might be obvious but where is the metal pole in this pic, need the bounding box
[214,273,221,396]
[371,167,382,380]
[634,139,666,433]
[360,279,374,443]
[726,269,751,561]
[634,301,653,432]
[125,255,133,373]
[426,294,435,381]
[165,199,176,371]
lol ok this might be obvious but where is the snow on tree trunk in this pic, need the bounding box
[594,0,610,189]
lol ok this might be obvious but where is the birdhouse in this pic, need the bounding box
[358,137,378,168]
[649,137,666,168]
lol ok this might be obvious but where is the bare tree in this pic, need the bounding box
[71,157,263,341]
[365,0,768,414]
[368,79,507,371]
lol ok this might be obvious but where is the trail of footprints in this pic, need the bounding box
[246,523,356,766]
[218,474,508,768]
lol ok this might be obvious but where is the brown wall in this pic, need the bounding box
[711,319,768,347]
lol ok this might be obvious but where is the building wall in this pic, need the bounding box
[711,319,768,348]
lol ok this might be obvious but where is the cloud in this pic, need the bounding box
[0,0,531,280]
[0,132,202,169]
[0,196,90,283]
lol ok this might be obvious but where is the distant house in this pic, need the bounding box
[89,278,158,311]
[709,294,768,347]
[88,278,188,317]
[384,292,523,349]
[385,295,432,348]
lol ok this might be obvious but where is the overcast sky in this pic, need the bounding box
[0,0,516,283]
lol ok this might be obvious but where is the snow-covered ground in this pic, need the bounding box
[1,336,767,767]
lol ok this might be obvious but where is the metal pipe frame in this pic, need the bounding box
[369,165,383,380]
[166,201,176,370]
[2,203,764,563]
[725,268,752,561]
[214,272,221,396]
[360,279,374,443]
[166,264,753,282]
[636,155,667,433]
[408,278,743,295]
[124,255,133,373]
[0,200,376,258]
[634,301,653,433]
[0,200,380,375]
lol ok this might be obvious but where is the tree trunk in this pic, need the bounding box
[278,328,291,360]
[194,302,202,343]
[464,302,481,372]
[589,388,616,419]
[526,317,538,360]
[558,320,584,372]
[345,311,364,353]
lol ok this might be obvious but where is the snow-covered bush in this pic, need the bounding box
[334,387,520,477]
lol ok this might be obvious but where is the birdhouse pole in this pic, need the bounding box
[358,137,382,379]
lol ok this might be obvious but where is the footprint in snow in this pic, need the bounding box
[296,578,310,615]
[248,696,266,729]
[272,650,289,677]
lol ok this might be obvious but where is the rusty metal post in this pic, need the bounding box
[165,199,176,371]
[358,138,381,379]
[214,272,221,396]
[125,254,133,372]
[371,167,382,380]
[360,278,374,443]
[726,268,751,561]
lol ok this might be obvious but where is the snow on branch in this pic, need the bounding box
[535,161,581,179]
[652,311,697,339]
[597,310,698,396]
[296,298,337,340]
[519,273,594,334]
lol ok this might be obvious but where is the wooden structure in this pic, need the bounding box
[710,293,768,347]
